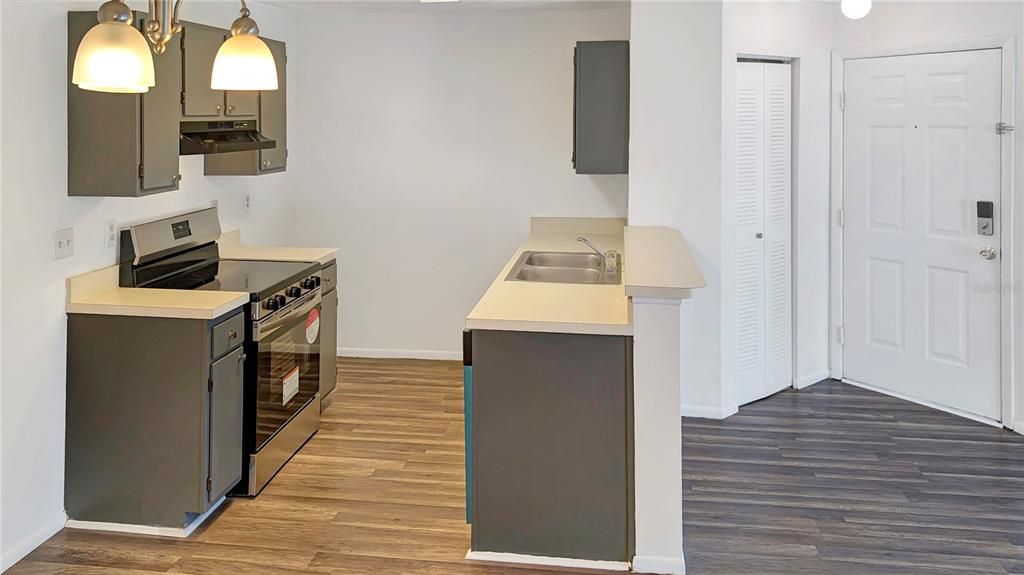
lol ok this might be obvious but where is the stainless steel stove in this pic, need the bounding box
[119,207,323,496]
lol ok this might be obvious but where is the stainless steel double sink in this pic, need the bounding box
[506,251,622,285]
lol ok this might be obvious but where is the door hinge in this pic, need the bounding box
[838,91,846,112]
[180,91,186,105]
[206,476,212,493]
[997,122,1015,135]
[208,377,213,392]
[837,208,845,228]
[138,163,144,178]
[837,325,845,345]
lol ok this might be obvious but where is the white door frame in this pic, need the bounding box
[829,35,1017,427]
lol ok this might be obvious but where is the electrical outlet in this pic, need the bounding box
[54,227,75,260]
[104,218,118,249]
[244,192,252,213]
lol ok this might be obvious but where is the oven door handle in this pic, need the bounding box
[254,293,321,342]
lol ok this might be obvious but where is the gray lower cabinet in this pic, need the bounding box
[573,40,629,175]
[66,310,245,528]
[319,287,339,406]
[204,38,287,176]
[469,329,634,562]
[68,11,182,197]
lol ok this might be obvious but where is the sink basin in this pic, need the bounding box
[506,251,621,285]
[524,252,605,269]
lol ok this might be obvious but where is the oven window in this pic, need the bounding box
[255,304,321,450]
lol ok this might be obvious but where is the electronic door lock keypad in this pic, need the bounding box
[977,201,994,236]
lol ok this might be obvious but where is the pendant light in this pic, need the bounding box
[841,0,872,20]
[72,0,155,93]
[72,0,277,94]
[211,1,278,91]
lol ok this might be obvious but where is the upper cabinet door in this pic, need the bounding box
[225,91,258,116]
[573,41,629,175]
[140,13,182,192]
[259,38,287,172]
[182,23,225,117]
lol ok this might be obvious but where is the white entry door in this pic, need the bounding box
[843,50,1002,421]
[734,62,793,406]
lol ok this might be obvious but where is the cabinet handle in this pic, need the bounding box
[263,160,270,168]
[237,353,247,364]
[227,105,235,112]
[216,105,222,112]
[172,174,181,183]
[227,329,238,340]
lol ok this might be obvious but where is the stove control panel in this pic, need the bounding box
[256,275,322,319]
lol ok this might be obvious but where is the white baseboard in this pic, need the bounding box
[632,554,686,575]
[1,510,67,572]
[681,403,737,420]
[794,369,831,390]
[1011,420,1024,436]
[841,378,1003,428]
[64,496,226,539]
[465,549,629,572]
[339,347,461,361]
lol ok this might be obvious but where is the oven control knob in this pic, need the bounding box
[264,297,280,311]
[275,294,287,307]
[312,276,322,287]
[302,277,317,290]
[287,286,303,298]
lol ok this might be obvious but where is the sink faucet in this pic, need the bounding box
[577,236,619,274]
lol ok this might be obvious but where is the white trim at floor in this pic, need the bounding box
[681,403,738,420]
[64,496,226,539]
[340,347,461,361]
[841,378,1003,429]
[632,554,686,575]
[465,550,629,572]
[794,370,831,390]
[0,510,67,572]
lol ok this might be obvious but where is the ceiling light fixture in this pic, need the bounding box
[841,0,872,20]
[72,0,277,94]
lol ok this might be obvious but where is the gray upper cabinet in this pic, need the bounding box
[182,22,258,119]
[68,11,182,197]
[205,37,287,176]
[573,41,629,175]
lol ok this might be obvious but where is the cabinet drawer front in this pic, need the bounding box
[208,347,245,504]
[211,313,244,360]
[321,261,337,294]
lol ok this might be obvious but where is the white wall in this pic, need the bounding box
[0,1,301,569]
[291,3,630,359]
[720,2,834,410]
[629,0,724,415]
[831,1,1024,430]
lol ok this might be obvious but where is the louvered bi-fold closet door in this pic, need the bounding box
[735,62,792,406]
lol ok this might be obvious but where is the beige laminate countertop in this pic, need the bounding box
[465,218,706,336]
[66,266,250,320]
[466,229,633,336]
[66,236,339,320]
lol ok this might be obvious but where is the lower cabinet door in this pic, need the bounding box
[208,346,245,504]
[318,289,338,401]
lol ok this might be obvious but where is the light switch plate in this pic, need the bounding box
[54,227,74,260]
[104,218,118,249]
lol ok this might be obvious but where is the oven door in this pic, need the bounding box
[252,293,322,451]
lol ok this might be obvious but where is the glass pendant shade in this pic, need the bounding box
[72,21,155,93]
[211,34,278,91]
[841,0,872,20]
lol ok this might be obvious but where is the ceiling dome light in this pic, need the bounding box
[72,0,155,93]
[841,0,872,20]
[211,3,278,91]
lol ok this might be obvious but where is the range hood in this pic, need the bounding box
[179,120,276,156]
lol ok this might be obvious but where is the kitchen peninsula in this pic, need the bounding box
[464,217,704,573]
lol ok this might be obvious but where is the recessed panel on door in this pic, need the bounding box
[843,49,1002,421]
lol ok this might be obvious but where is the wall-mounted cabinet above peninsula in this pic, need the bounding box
[67,13,288,197]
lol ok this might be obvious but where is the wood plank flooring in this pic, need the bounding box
[9,361,1024,574]
[683,380,1024,575]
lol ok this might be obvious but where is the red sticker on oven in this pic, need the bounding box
[306,308,320,344]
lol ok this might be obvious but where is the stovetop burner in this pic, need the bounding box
[147,259,319,300]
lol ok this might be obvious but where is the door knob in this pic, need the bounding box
[755,232,764,239]
[980,246,998,260]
